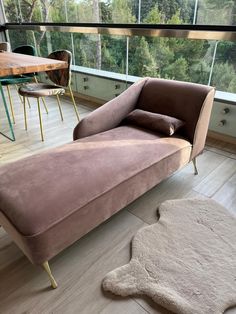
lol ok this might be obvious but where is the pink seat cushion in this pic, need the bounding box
[0,126,191,236]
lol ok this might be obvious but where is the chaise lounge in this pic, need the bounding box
[0,77,215,288]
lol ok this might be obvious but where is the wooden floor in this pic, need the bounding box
[0,91,236,314]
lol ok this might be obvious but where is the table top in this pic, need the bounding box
[0,51,67,77]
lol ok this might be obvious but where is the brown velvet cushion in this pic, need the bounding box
[124,109,185,136]
[0,126,191,237]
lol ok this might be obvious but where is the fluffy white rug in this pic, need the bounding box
[102,198,236,314]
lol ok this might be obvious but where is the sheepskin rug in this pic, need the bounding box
[102,198,236,314]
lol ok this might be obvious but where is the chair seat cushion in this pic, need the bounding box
[0,126,191,236]
[18,83,65,97]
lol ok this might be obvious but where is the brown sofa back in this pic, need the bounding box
[137,78,214,144]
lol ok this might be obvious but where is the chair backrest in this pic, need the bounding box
[13,45,36,56]
[0,42,11,52]
[46,50,71,87]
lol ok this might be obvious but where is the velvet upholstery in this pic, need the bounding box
[0,77,214,266]
[73,78,148,140]
[124,109,185,135]
[0,126,191,264]
[74,78,214,160]
[46,50,72,87]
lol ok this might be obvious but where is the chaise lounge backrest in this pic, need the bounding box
[137,78,210,143]
[136,78,215,158]
[74,77,215,159]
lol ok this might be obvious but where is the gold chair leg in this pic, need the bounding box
[56,95,64,121]
[19,94,24,105]
[41,97,48,114]
[27,97,31,108]
[23,97,27,130]
[15,85,32,109]
[42,261,58,289]
[69,85,80,121]
[34,76,48,114]
[37,98,44,141]
[6,85,15,124]
[192,157,198,175]
[15,84,24,105]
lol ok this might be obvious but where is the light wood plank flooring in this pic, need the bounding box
[0,91,236,314]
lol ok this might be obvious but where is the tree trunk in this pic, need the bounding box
[37,0,52,56]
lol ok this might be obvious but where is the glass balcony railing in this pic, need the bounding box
[2,0,236,95]
[5,24,236,94]
[1,0,236,142]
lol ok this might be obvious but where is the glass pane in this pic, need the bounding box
[4,0,235,25]
[210,41,236,93]
[137,0,195,24]
[7,27,236,93]
[128,36,212,85]
[197,0,236,25]
[9,29,127,74]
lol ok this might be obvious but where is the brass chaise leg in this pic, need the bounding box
[192,157,198,175]
[42,261,58,289]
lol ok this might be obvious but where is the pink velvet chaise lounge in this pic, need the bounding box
[0,78,215,288]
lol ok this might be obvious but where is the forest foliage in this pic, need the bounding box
[4,0,236,92]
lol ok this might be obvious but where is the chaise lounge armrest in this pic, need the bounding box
[73,78,148,140]
[190,87,215,159]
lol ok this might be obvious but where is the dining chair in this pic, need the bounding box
[18,50,80,141]
[0,45,39,124]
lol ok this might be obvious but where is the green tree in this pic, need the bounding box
[133,0,194,23]
[111,0,135,23]
[130,37,158,77]
[100,1,112,23]
[141,5,211,83]
[143,5,164,23]
[164,57,189,80]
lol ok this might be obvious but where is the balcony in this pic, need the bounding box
[0,2,236,313]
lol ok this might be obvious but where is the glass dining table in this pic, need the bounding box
[0,51,67,141]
